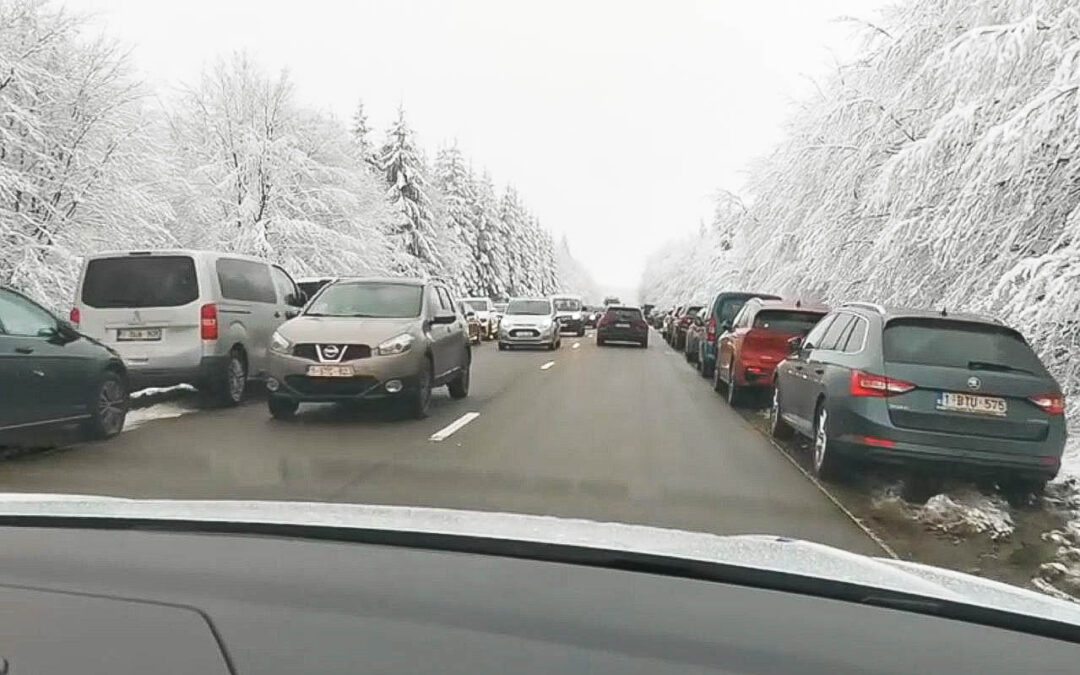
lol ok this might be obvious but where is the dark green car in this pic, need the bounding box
[0,287,129,444]
[770,302,1066,490]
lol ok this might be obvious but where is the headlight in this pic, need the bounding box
[377,333,414,355]
[269,331,292,354]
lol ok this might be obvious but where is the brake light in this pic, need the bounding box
[706,316,716,340]
[69,306,80,327]
[849,370,915,397]
[1028,394,1065,415]
[857,435,895,448]
[200,303,218,340]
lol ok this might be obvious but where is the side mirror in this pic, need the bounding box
[720,321,733,332]
[465,310,476,319]
[431,310,457,325]
[286,292,307,307]
[47,320,80,344]
[786,336,803,355]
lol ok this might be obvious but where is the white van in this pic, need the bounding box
[551,295,586,336]
[72,250,307,405]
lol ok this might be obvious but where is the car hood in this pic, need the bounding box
[0,495,1076,627]
[280,316,418,345]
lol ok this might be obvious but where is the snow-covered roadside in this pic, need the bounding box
[870,483,1015,543]
[124,384,200,431]
[1035,437,1080,598]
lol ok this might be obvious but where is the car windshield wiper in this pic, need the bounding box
[968,360,1034,375]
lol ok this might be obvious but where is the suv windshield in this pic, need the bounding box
[506,300,551,315]
[82,256,198,308]
[883,319,1048,375]
[553,299,581,311]
[464,300,489,312]
[753,310,824,334]
[305,282,422,318]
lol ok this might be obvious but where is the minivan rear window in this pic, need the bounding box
[82,256,198,308]
[753,310,825,334]
[883,319,1048,375]
[217,258,277,304]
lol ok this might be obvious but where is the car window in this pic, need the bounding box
[606,307,642,322]
[464,299,489,312]
[841,317,868,352]
[0,290,56,337]
[270,266,298,303]
[305,282,423,318]
[553,298,582,311]
[216,258,276,304]
[817,313,854,351]
[436,287,455,312]
[802,313,836,349]
[82,256,198,308]
[752,310,826,334]
[717,298,749,326]
[883,319,1049,374]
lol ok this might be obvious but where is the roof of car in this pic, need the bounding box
[332,277,427,286]
[85,249,272,265]
[751,298,829,313]
[605,305,641,311]
[712,291,782,301]
[841,302,1003,325]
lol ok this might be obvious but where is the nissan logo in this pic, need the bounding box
[322,345,340,358]
[967,376,981,391]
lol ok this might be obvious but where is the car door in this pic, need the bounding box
[781,312,837,428]
[215,258,278,377]
[718,305,751,384]
[804,312,855,416]
[436,287,466,376]
[0,289,93,428]
[423,286,452,379]
[270,266,304,322]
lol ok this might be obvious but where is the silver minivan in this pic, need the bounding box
[72,250,307,405]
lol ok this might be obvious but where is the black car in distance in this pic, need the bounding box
[770,302,1066,490]
[596,306,648,347]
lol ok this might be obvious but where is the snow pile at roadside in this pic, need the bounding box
[870,483,1014,542]
[131,384,196,400]
[1035,481,1080,598]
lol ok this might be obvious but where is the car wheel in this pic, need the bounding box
[498,342,507,351]
[578,328,585,337]
[82,371,129,440]
[448,353,470,399]
[726,361,743,407]
[812,404,843,481]
[640,338,648,348]
[268,395,299,420]
[684,346,693,362]
[408,359,433,419]
[769,385,794,440]
[597,337,606,346]
[711,356,725,393]
[212,349,247,407]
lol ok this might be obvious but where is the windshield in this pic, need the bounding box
[506,300,551,315]
[305,283,422,318]
[6,0,1080,627]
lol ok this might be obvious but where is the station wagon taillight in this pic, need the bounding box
[1028,394,1065,415]
[849,370,915,397]
[69,306,80,327]
[200,303,219,340]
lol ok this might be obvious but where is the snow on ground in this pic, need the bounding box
[131,384,196,400]
[124,401,200,431]
[870,482,1015,542]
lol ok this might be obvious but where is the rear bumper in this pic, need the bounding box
[558,318,584,332]
[127,355,230,390]
[597,327,647,343]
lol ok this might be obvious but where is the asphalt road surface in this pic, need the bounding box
[0,330,881,555]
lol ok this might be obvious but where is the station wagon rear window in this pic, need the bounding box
[883,319,1048,375]
[81,256,198,308]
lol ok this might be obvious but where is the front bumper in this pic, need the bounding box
[499,325,556,345]
[266,349,425,402]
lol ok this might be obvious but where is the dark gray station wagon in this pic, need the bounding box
[770,302,1066,489]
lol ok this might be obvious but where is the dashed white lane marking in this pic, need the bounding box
[540,361,555,370]
[572,342,580,349]
[429,412,480,442]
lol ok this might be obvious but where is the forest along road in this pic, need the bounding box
[0,332,881,556]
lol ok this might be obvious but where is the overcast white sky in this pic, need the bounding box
[72,0,886,291]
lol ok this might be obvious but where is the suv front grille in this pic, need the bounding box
[292,344,372,361]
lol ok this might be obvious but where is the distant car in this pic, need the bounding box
[73,250,307,406]
[603,296,621,306]
[770,303,1066,489]
[552,295,586,336]
[297,277,335,300]
[683,308,708,365]
[583,306,600,328]
[498,297,561,351]
[461,297,498,340]
[670,303,704,351]
[697,291,782,379]
[264,277,471,419]
[713,298,828,405]
[457,300,482,345]
[0,287,129,444]
[661,306,681,342]
[596,306,648,347]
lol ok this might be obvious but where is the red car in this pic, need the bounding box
[713,298,828,406]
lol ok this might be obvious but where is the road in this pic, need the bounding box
[0,330,881,555]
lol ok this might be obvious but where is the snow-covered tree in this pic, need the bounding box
[556,235,599,302]
[375,106,438,273]
[433,145,485,293]
[349,99,374,161]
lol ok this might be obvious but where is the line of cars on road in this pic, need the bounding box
[652,292,1068,492]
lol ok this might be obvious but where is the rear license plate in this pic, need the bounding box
[307,365,354,377]
[117,328,162,342]
[615,322,630,328]
[936,392,1007,417]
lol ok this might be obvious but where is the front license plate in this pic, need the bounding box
[117,328,162,342]
[615,322,630,328]
[936,392,1007,417]
[307,365,354,377]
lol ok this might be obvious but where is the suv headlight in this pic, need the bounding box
[377,333,414,355]
[269,331,292,354]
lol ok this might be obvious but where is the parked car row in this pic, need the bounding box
[659,292,1067,491]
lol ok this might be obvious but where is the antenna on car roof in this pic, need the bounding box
[941,306,948,317]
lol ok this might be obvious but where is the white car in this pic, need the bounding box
[498,298,561,351]
[461,297,498,339]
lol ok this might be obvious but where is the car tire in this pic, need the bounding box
[684,346,693,363]
[577,328,585,337]
[498,342,507,351]
[769,385,794,440]
[640,338,648,348]
[408,359,433,419]
[82,371,129,440]
[448,353,470,400]
[268,395,299,420]
[212,349,247,407]
[812,403,844,481]
[726,361,744,407]
[711,356,724,393]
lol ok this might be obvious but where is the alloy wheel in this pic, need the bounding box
[813,408,828,472]
[98,378,127,435]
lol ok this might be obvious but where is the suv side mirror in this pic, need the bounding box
[286,292,307,307]
[786,336,803,355]
[46,319,80,344]
[431,310,457,325]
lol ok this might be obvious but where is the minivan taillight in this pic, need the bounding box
[1028,394,1065,415]
[200,303,218,340]
[849,370,915,397]
[69,306,80,327]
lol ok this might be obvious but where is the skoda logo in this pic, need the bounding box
[967,376,981,391]
[322,345,340,359]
